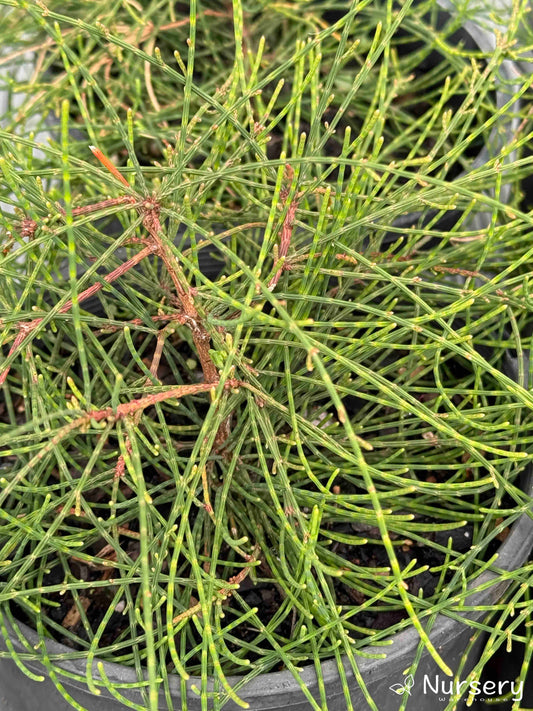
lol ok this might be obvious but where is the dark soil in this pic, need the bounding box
[8,510,478,669]
[0,325,517,670]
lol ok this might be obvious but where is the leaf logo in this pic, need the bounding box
[389,674,415,696]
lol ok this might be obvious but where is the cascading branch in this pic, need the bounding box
[0,1,533,710]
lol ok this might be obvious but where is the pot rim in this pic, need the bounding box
[4,444,532,706]
[3,350,532,708]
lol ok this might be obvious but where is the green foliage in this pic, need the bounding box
[0,1,533,709]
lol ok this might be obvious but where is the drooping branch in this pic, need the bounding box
[88,380,235,421]
[1,147,230,457]
[29,379,243,469]
[0,244,156,386]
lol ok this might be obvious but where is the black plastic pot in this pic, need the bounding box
[0,347,532,711]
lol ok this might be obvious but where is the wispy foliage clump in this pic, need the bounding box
[0,1,533,709]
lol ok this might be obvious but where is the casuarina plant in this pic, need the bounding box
[1,1,533,710]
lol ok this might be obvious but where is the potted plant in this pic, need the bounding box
[1,1,533,710]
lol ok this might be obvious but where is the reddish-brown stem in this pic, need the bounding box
[115,436,132,479]
[129,325,175,428]
[96,312,186,334]
[432,265,482,278]
[140,198,229,465]
[268,165,298,291]
[140,202,219,385]
[89,381,228,422]
[143,211,231,447]
[28,381,240,467]
[59,244,156,315]
[88,147,220,386]
[0,245,155,386]
[56,380,241,458]
[39,380,243,492]
[146,329,167,384]
[5,148,230,457]
[69,196,137,216]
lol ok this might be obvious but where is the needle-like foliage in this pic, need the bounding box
[0,1,533,710]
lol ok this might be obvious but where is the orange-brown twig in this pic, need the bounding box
[136,196,232,449]
[69,196,137,216]
[27,379,243,476]
[139,199,220,385]
[96,312,187,334]
[89,146,131,189]
[88,380,240,423]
